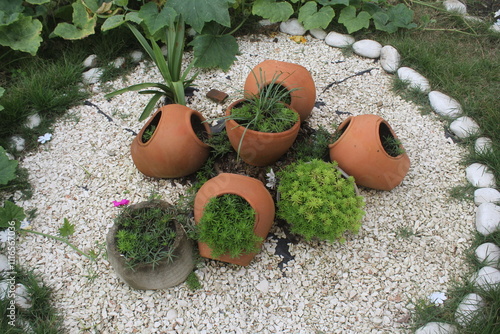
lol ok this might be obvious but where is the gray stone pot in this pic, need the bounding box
[106,201,194,290]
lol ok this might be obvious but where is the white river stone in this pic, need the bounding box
[474,188,500,205]
[476,202,500,236]
[475,137,493,154]
[450,116,480,138]
[466,163,496,188]
[428,91,463,118]
[455,293,484,327]
[280,19,306,36]
[470,266,500,289]
[415,322,458,334]
[309,28,327,40]
[444,0,467,14]
[352,39,382,59]
[325,32,355,47]
[475,243,500,268]
[380,45,401,73]
[397,67,431,92]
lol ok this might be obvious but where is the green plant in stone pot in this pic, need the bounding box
[224,70,301,166]
[105,14,198,121]
[197,194,262,259]
[277,159,366,243]
[106,200,194,290]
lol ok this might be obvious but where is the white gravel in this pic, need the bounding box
[14,33,475,333]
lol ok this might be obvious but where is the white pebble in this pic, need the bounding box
[450,116,480,139]
[280,19,306,36]
[397,67,431,92]
[380,45,401,73]
[470,266,500,289]
[352,39,382,59]
[476,202,500,236]
[466,163,496,188]
[455,293,484,327]
[475,243,500,268]
[325,32,355,48]
[474,188,500,205]
[428,91,463,119]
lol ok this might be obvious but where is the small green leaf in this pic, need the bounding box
[59,218,75,237]
[298,1,334,30]
[0,146,17,185]
[0,15,42,55]
[191,33,239,71]
[101,14,125,31]
[372,12,397,33]
[0,201,25,228]
[138,2,176,36]
[167,0,233,32]
[252,0,294,23]
[125,12,142,24]
[82,0,99,13]
[338,6,371,34]
[386,3,417,29]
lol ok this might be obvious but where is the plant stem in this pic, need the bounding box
[21,229,93,260]
[422,28,481,36]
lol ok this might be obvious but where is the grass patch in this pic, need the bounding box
[0,265,63,333]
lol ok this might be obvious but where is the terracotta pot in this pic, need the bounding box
[194,173,275,266]
[225,99,300,166]
[243,60,316,122]
[106,201,194,290]
[131,104,211,178]
[328,114,410,191]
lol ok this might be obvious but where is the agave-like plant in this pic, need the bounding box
[105,15,198,121]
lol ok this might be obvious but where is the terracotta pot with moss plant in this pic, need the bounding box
[106,200,194,290]
[277,159,365,243]
[328,114,410,191]
[224,71,300,166]
[193,173,275,266]
[131,104,211,178]
[244,60,316,122]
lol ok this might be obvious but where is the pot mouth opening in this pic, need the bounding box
[141,111,162,143]
[331,118,350,144]
[191,113,210,143]
[379,122,405,157]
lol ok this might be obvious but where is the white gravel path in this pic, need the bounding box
[14,33,475,333]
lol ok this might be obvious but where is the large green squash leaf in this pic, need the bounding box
[0,146,17,185]
[338,6,371,34]
[167,0,233,33]
[190,33,238,71]
[252,0,294,23]
[53,1,97,39]
[0,15,42,55]
[298,1,335,30]
[138,2,176,36]
[0,0,23,26]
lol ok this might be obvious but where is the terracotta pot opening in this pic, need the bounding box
[190,113,209,143]
[332,119,350,143]
[379,122,403,157]
[141,110,162,143]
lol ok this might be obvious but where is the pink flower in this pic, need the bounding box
[113,199,130,207]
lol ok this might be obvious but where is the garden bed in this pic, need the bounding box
[14,33,475,332]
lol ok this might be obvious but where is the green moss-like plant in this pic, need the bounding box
[197,194,261,258]
[114,202,177,269]
[277,159,365,242]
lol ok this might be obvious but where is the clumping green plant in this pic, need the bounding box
[105,15,198,121]
[277,159,365,242]
[185,271,202,291]
[382,135,406,157]
[115,203,177,269]
[197,194,261,258]
[141,124,156,143]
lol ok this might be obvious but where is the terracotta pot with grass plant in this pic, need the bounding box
[244,60,316,122]
[194,173,275,266]
[224,72,300,166]
[131,104,211,178]
[106,200,194,290]
[328,114,410,191]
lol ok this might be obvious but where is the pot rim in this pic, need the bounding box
[225,98,300,137]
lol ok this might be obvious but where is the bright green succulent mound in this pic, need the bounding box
[277,159,365,242]
[198,194,261,258]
